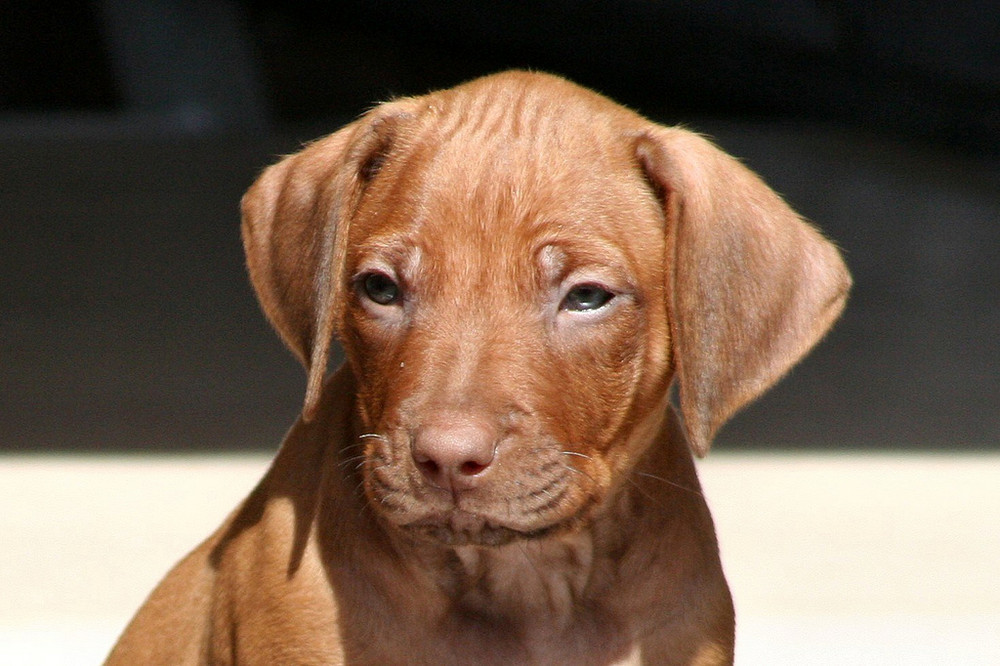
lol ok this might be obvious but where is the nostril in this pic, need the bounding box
[415,454,490,483]
[459,460,488,476]
[417,458,441,478]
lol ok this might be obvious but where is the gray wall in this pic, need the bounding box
[2,1,997,451]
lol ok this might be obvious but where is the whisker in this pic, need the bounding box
[631,471,704,498]
[518,540,546,580]
[338,441,366,459]
[556,449,598,485]
[624,475,665,511]
[355,487,376,521]
[337,454,368,471]
[559,462,597,485]
[560,451,593,461]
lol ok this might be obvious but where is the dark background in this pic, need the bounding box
[3,1,998,452]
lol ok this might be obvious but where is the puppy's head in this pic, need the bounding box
[242,72,850,546]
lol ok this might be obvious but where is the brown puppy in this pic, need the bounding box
[107,71,850,665]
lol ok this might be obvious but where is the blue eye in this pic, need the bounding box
[360,272,401,305]
[561,284,615,311]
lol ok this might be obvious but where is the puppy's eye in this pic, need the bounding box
[561,284,615,312]
[359,272,401,306]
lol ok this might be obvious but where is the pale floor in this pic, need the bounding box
[2,453,997,665]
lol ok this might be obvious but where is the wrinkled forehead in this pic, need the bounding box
[348,109,665,276]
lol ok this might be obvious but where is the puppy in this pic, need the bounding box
[107,71,850,665]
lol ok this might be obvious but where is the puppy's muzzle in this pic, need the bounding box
[362,410,595,547]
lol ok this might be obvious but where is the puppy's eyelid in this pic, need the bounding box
[356,270,403,306]
[560,283,617,312]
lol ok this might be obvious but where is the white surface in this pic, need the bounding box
[1,452,997,664]
[700,454,1000,664]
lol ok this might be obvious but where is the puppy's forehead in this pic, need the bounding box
[352,75,662,260]
[415,76,637,192]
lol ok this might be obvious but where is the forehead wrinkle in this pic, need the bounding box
[354,95,657,292]
[409,158,644,291]
[426,75,557,146]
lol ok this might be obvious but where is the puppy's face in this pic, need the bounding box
[242,72,848,549]
[340,106,673,546]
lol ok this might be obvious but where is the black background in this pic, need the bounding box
[3,1,998,452]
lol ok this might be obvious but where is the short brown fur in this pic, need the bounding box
[107,71,850,665]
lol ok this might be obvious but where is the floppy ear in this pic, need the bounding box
[636,126,851,457]
[241,106,412,420]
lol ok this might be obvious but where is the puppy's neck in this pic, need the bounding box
[448,531,595,626]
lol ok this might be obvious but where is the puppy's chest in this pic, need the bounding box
[414,542,637,664]
[426,597,635,666]
[431,606,636,666]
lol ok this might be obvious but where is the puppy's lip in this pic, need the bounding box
[401,510,566,547]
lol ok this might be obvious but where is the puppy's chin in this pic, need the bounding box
[398,510,577,547]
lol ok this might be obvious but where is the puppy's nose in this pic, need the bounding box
[411,413,497,491]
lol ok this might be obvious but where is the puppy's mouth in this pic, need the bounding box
[401,510,570,547]
[360,435,601,548]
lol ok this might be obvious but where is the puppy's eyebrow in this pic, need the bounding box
[352,235,422,273]
[352,228,414,254]
[534,236,631,275]
[537,243,567,279]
